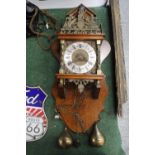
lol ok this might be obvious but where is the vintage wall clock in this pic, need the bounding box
[51,4,111,148]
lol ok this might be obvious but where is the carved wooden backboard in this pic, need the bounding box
[52,78,108,133]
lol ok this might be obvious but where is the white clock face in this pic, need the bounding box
[63,42,96,74]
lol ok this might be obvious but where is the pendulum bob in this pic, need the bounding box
[90,123,105,147]
[58,127,73,148]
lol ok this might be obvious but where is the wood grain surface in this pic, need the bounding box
[56,74,105,80]
[110,0,128,116]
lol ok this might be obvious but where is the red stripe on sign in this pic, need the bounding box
[26,108,31,115]
[37,111,44,117]
[32,109,41,116]
[43,120,47,126]
[26,107,30,111]
[29,108,36,114]
[42,116,47,125]
[26,108,31,113]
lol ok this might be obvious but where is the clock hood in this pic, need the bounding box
[60,4,103,35]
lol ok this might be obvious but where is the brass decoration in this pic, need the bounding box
[90,123,105,147]
[60,4,103,35]
[58,127,73,148]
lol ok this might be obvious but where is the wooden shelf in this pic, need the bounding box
[57,33,105,40]
[56,73,104,80]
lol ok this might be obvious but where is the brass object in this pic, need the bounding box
[90,124,105,147]
[58,127,73,148]
[60,4,102,34]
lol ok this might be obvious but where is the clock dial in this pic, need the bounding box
[64,42,96,73]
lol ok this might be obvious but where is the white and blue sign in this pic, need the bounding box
[26,86,48,142]
[26,86,47,108]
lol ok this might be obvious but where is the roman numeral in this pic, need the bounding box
[67,61,72,66]
[72,65,75,70]
[90,56,94,59]
[72,45,76,49]
[65,56,70,59]
[88,61,93,65]
[88,50,93,53]
[78,67,81,73]
[67,50,72,53]
[85,66,89,71]
[79,44,82,48]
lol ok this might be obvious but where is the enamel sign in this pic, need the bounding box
[26,86,48,142]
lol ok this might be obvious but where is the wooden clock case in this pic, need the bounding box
[51,4,108,133]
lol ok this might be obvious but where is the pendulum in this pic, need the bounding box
[90,123,105,147]
[58,127,73,148]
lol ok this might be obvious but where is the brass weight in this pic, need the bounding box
[58,127,73,148]
[90,123,105,147]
